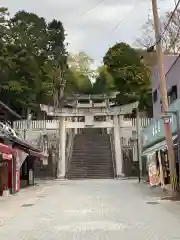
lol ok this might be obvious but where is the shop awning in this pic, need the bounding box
[142,135,177,156]
[29,150,48,160]
[0,143,16,160]
[0,143,16,155]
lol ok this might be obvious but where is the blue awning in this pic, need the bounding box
[142,135,177,156]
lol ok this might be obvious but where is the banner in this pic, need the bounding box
[14,148,29,170]
[15,170,20,192]
[148,153,160,186]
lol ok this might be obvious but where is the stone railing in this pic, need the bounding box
[123,117,153,128]
[13,118,153,131]
[13,120,57,130]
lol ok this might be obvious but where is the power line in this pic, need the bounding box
[79,0,106,17]
[66,0,107,44]
[167,10,180,50]
[150,0,180,49]
[161,0,180,37]
[111,0,143,33]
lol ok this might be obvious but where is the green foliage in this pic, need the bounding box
[0,8,68,116]
[0,7,152,116]
[100,42,152,110]
[67,52,93,94]
[92,65,115,94]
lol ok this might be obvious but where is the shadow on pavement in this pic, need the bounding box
[134,182,180,202]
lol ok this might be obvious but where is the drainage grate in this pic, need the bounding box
[21,204,34,208]
[146,201,159,205]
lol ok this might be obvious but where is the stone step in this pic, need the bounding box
[68,169,114,173]
[69,165,113,170]
[71,156,112,159]
[70,160,113,164]
[71,152,112,156]
[70,160,112,163]
[73,146,111,149]
[73,142,110,146]
[74,138,110,141]
[67,175,114,179]
[67,133,114,179]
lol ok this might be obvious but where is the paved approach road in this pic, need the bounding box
[1,179,180,239]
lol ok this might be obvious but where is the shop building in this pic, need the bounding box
[141,97,180,187]
[152,55,180,118]
[0,129,48,196]
[0,101,48,196]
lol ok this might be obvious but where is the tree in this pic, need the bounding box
[136,9,180,54]
[68,52,95,79]
[103,42,152,110]
[67,52,93,94]
[92,65,115,94]
[0,9,68,116]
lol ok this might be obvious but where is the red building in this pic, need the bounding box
[0,101,48,196]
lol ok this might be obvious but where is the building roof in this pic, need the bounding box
[66,92,119,101]
[152,54,178,73]
[163,55,178,75]
[165,55,180,76]
[0,130,42,153]
[0,100,22,120]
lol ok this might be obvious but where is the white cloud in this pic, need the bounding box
[0,0,176,67]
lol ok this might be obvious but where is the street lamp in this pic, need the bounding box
[130,130,141,183]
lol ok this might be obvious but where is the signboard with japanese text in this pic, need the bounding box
[147,153,160,186]
[14,148,29,169]
[15,170,20,192]
[141,98,180,148]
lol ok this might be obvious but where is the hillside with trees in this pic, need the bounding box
[0,7,68,116]
[0,7,152,117]
[0,7,94,117]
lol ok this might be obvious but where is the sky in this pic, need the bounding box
[0,0,176,67]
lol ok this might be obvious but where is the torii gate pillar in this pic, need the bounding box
[113,115,123,177]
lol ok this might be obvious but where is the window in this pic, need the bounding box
[93,99,104,104]
[161,104,163,113]
[153,89,158,103]
[78,99,89,104]
[168,85,177,105]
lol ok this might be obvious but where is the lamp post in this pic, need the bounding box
[130,130,140,183]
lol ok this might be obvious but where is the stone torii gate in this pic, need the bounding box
[40,93,139,179]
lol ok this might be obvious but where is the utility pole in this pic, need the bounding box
[151,0,178,192]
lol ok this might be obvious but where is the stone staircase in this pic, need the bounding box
[66,129,115,179]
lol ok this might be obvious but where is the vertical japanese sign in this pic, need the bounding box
[148,153,160,186]
[14,148,29,192]
[15,170,20,192]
